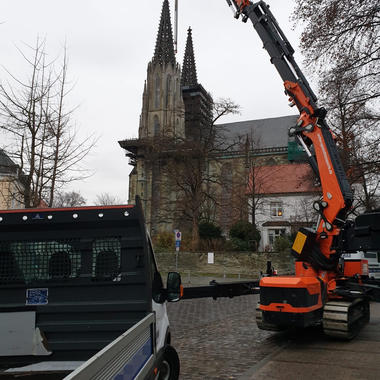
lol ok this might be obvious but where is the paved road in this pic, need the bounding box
[167,296,380,380]
[241,302,380,380]
[167,294,277,379]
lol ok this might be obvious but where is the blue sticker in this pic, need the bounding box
[26,288,48,305]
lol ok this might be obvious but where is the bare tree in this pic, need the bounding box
[241,133,268,227]
[53,190,86,207]
[95,193,124,206]
[318,65,380,212]
[149,98,240,250]
[293,0,380,104]
[0,38,95,208]
[293,0,380,211]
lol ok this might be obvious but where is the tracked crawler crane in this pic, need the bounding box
[225,0,380,338]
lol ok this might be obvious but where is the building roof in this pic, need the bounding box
[217,114,298,150]
[0,149,18,175]
[249,163,320,195]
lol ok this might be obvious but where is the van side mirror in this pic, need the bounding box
[167,272,182,302]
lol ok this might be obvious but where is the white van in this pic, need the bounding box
[0,201,181,379]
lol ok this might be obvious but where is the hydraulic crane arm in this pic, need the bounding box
[227,1,317,102]
[219,1,380,340]
[226,0,353,266]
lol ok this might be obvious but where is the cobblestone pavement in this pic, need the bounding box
[166,294,283,380]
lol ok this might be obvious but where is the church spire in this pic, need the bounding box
[181,27,198,87]
[152,0,176,66]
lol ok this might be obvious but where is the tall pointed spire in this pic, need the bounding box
[153,0,176,66]
[181,27,198,87]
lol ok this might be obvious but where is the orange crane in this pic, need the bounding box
[223,0,380,338]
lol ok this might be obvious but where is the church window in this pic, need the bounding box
[220,163,233,232]
[140,163,145,179]
[153,115,160,136]
[175,118,179,135]
[155,75,160,109]
[166,75,171,107]
[174,78,178,100]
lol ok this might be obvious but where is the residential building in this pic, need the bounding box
[0,149,24,210]
[249,163,320,250]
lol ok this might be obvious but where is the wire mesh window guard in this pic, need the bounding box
[92,238,121,281]
[0,237,125,285]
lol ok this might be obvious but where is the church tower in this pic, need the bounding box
[139,0,185,140]
[119,0,185,234]
[181,28,213,142]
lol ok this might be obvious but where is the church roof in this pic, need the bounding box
[152,0,176,66]
[217,114,298,150]
[181,27,198,87]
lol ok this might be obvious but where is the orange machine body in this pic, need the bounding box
[344,260,369,277]
[234,0,250,8]
[259,259,330,327]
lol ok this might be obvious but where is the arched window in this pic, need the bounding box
[153,115,160,136]
[155,75,160,109]
[174,78,178,101]
[220,163,233,231]
[166,75,172,107]
[175,118,179,136]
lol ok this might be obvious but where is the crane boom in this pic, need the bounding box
[222,1,380,339]
[228,0,353,266]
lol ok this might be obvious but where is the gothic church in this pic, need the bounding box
[119,0,213,234]
[119,0,312,244]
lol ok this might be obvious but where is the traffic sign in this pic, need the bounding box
[175,231,182,241]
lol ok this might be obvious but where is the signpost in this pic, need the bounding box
[174,230,181,270]
[175,231,182,244]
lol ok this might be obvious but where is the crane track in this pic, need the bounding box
[322,298,370,339]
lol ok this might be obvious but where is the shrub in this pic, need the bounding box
[229,221,261,251]
[229,237,251,251]
[199,221,222,240]
[273,235,292,253]
[198,221,223,251]
[153,231,174,251]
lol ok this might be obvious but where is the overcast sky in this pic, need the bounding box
[0,0,305,205]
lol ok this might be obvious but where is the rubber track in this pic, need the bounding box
[322,298,370,339]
